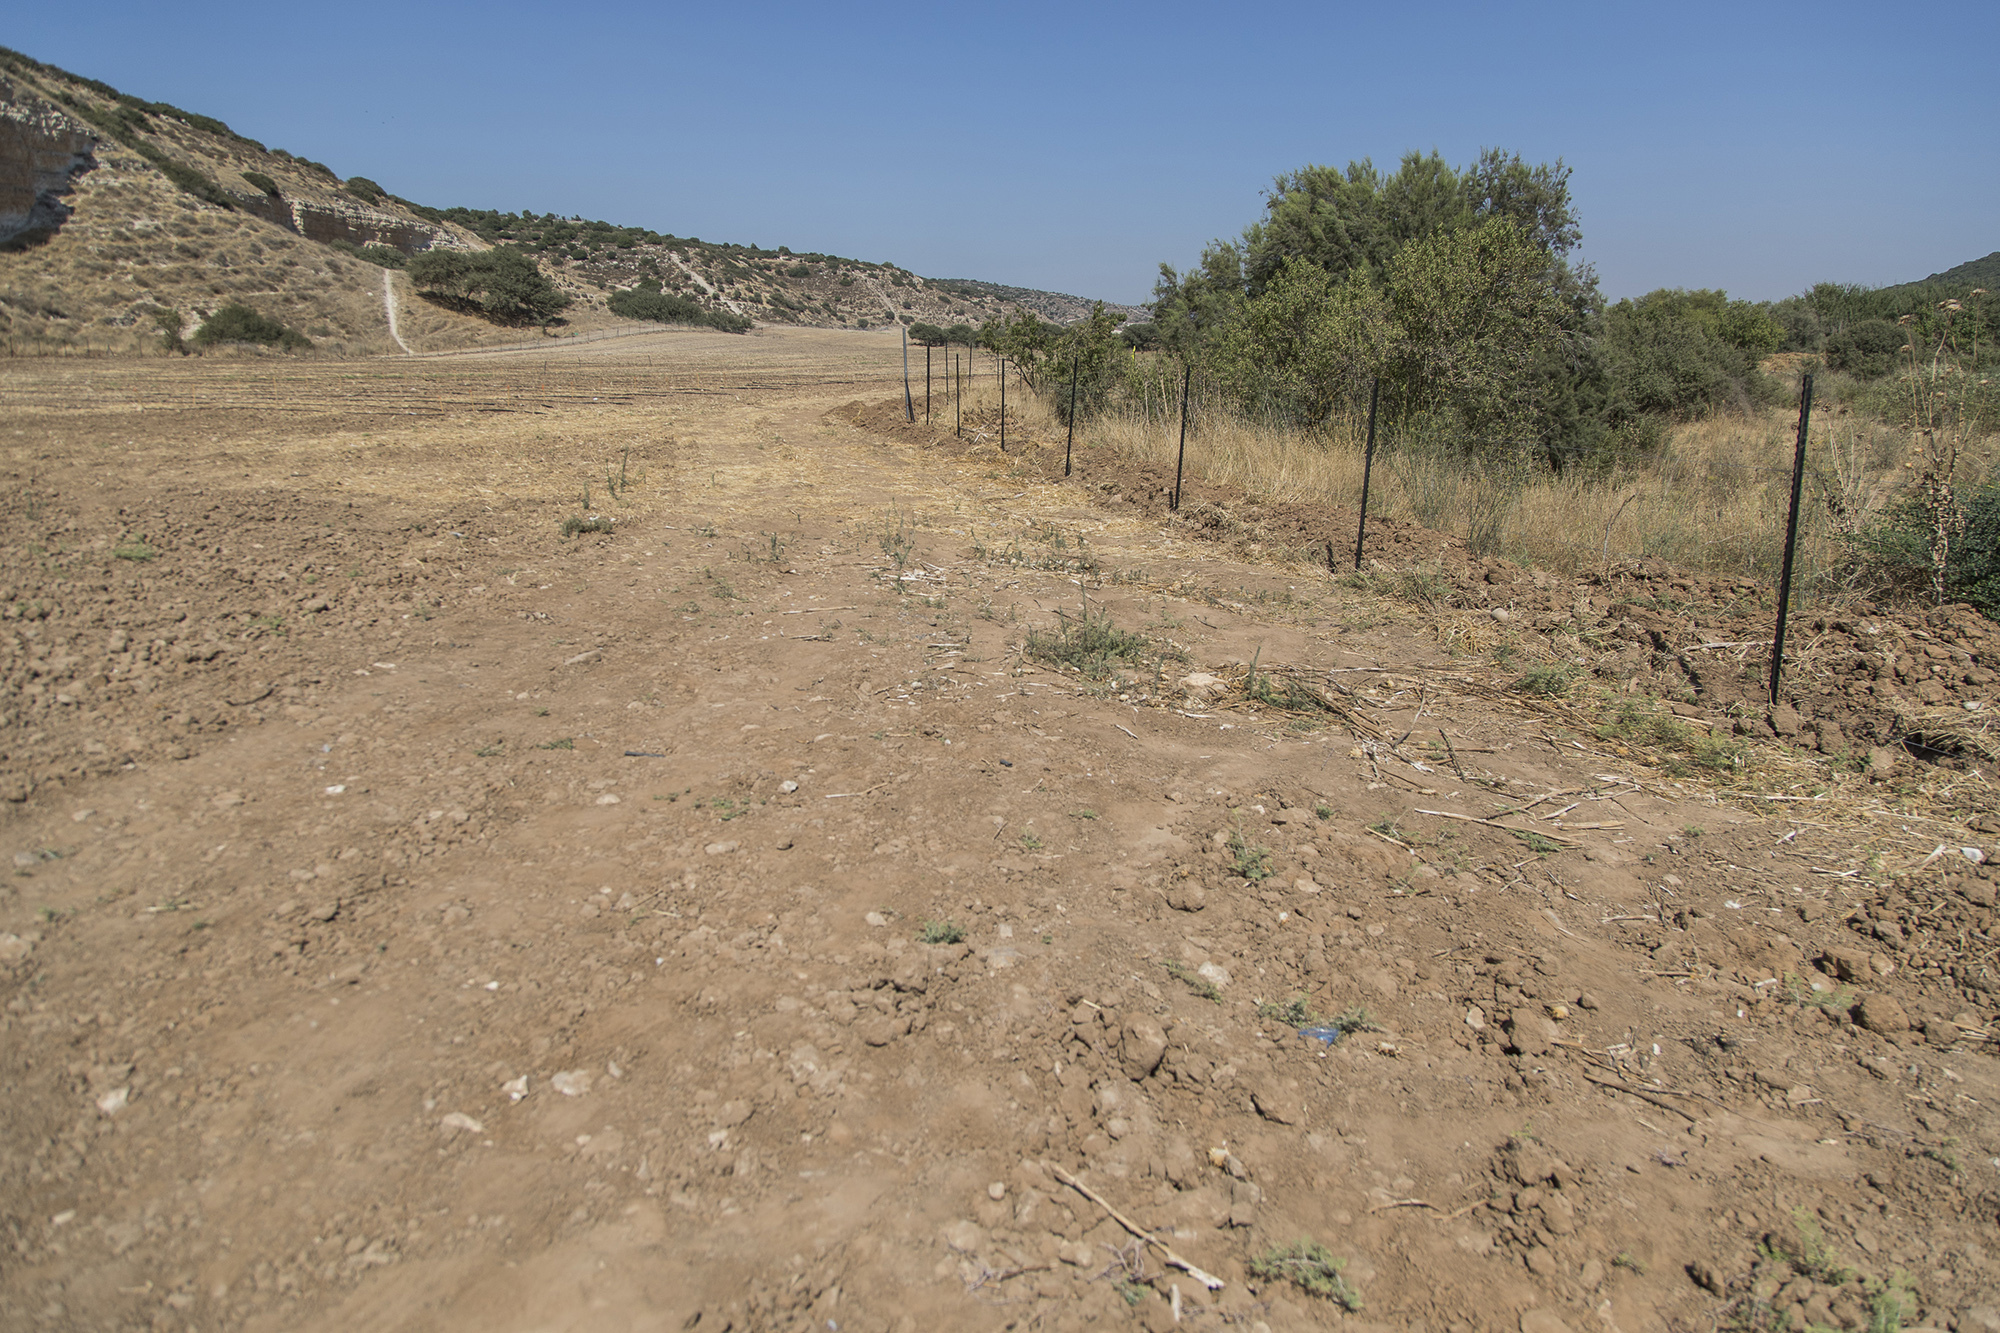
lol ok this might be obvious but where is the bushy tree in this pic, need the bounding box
[1599,289,1780,422]
[192,303,311,351]
[408,247,570,325]
[1824,320,1909,378]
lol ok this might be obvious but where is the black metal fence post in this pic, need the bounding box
[954,354,961,438]
[1170,361,1192,512]
[1064,354,1079,476]
[924,344,931,426]
[901,324,914,422]
[999,359,1007,453]
[1353,377,1381,570]
[1769,373,1815,704]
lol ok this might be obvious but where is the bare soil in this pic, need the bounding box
[3,328,1997,1333]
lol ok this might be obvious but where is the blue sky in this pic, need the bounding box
[10,1,1994,305]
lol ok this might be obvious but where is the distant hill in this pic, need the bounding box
[0,45,1131,355]
[1913,251,2000,290]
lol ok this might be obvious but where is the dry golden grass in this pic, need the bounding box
[1073,395,1990,592]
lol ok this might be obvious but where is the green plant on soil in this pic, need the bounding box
[917,918,965,945]
[1227,827,1273,881]
[1162,960,1222,1002]
[1250,1238,1363,1309]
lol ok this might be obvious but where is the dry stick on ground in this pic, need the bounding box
[1413,809,1583,845]
[1047,1164,1225,1290]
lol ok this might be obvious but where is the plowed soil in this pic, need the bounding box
[3,327,1997,1333]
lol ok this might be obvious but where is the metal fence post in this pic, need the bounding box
[1170,361,1192,512]
[1353,377,1380,570]
[1064,354,1079,476]
[1769,373,1815,704]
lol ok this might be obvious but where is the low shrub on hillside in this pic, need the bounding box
[239,170,280,196]
[608,284,750,333]
[327,238,407,268]
[192,304,312,351]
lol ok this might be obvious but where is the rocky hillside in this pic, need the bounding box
[0,47,1129,355]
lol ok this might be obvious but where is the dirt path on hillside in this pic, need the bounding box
[382,270,413,356]
[1,329,1996,1333]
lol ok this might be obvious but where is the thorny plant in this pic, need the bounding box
[1898,291,1988,603]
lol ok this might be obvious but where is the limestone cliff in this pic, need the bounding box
[0,75,96,248]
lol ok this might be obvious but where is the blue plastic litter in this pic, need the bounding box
[1298,1026,1345,1045]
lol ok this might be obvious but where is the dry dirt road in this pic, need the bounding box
[2,327,1996,1333]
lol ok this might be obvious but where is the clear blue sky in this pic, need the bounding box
[10,1,1994,306]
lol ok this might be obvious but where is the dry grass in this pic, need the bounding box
[1073,392,1990,592]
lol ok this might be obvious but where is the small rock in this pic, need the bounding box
[502,1076,528,1101]
[1688,1260,1725,1294]
[1575,992,1599,1011]
[1251,1085,1304,1126]
[779,779,799,794]
[440,1112,484,1134]
[1768,705,1802,737]
[1464,1004,1487,1032]
[856,1014,911,1047]
[1164,884,1207,912]
[1821,948,1874,983]
[1120,1018,1168,1080]
[1058,1240,1095,1267]
[1865,746,1899,781]
[703,840,739,856]
[1523,1246,1561,1278]
[0,933,33,964]
[1853,994,1909,1034]
[943,1220,985,1253]
[864,911,889,928]
[95,1087,130,1116]
[1507,1008,1551,1057]
[986,1181,1006,1201]
[1539,1191,1576,1235]
[1490,607,1512,623]
[714,1100,753,1128]
[550,1069,593,1097]
[1197,962,1231,990]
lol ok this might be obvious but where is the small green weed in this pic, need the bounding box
[1513,663,1578,697]
[1784,972,1856,1012]
[474,742,504,757]
[1314,804,1334,820]
[112,538,159,561]
[1018,832,1043,851]
[1228,828,1273,881]
[1509,828,1565,855]
[1611,1251,1646,1275]
[1256,996,1322,1027]
[560,514,614,538]
[1070,809,1098,820]
[917,918,965,945]
[1163,959,1222,1002]
[538,738,575,751]
[1250,1238,1362,1310]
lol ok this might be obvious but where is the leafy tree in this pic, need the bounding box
[408,247,570,325]
[908,322,947,346]
[1824,320,1909,379]
[1598,289,1777,421]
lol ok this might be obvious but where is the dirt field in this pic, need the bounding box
[3,327,1997,1333]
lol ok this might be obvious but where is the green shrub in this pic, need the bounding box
[239,170,280,196]
[1823,320,1907,379]
[607,286,751,333]
[346,176,387,204]
[191,304,311,351]
[409,247,571,324]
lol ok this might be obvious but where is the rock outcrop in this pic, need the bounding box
[0,76,95,247]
